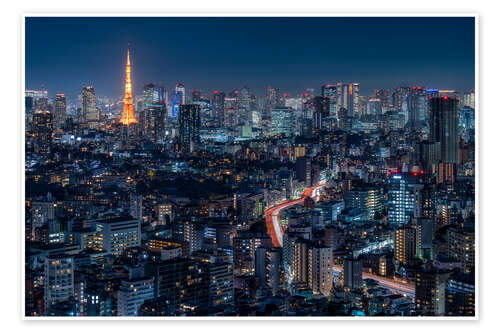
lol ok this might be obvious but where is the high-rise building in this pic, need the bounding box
[343,257,363,291]
[142,83,155,112]
[321,84,337,119]
[44,255,74,312]
[54,93,67,128]
[445,273,475,316]
[82,86,98,123]
[283,236,309,283]
[178,104,201,151]
[336,82,360,117]
[145,102,166,143]
[366,98,382,115]
[270,107,294,137]
[205,261,234,306]
[175,83,186,104]
[149,258,210,313]
[438,162,457,184]
[32,110,53,154]
[388,173,423,225]
[308,245,333,296]
[120,48,137,125]
[117,278,155,316]
[430,96,459,163]
[255,247,281,295]
[415,269,448,316]
[462,91,475,109]
[408,86,426,128]
[345,185,384,220]
[212,90,225,126]
[192,90,202,102]
[183,221,205,255]
[415,218,434,260]
[394,225,416,266]
[305,96,329,131]
[296,156,312,186]
[156,203,173,226]
[447,225,475,274]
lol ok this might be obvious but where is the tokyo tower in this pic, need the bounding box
[120,47,137,125]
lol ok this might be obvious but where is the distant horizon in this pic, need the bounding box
[25,16,475,99]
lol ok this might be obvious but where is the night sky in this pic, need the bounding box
[25,17,475,99]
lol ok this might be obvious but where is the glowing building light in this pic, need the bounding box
[120,47,138,125]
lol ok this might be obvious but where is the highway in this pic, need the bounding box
[332,265,415,298]
[264,183,325,247]
[263,184,415,298]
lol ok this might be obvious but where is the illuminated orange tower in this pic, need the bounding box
[120,47,137,125]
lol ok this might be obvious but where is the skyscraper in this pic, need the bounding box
[178,104,201,151]
[307,245,333,296]
[321,84,337,119]
[212,90,225,126]
[145,102,166,143]
[408,86,427,128]
[32,110,53,153]
[270,107,294,137]
[296,156,312,186]
[336,82,360,117]
[394,225,416,266]
[142,83,155,112]
[388,173,423,225]
[81,86,98,123]
[120,48,137,125]
[175,83,186,104]
[430,96,459,163]
[54,93,67,128]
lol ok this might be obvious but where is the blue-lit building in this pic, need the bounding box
[170,91,182,118]
[388,173,423,225]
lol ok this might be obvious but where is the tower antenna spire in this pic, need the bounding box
[119,45,137,126]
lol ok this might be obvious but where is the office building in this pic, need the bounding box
[44,255,74,311]
[336,82,360,117]
[270,107,294,136]
[388,173,422,225]
[430,96,459,163]
[82,86,98,123]
[117,278,155,316]
[343,258,363,291]
[178,104,201,151]
[54,93,67,128]
[32,110,53,153]
[296,156,312,186]
[93,217,141,255]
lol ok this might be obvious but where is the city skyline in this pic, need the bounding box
[25,17,475,98]
[24,16,476,318]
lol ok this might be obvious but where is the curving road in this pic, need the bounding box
[264,183,325,247]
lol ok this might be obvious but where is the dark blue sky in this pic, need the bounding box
[25,17,475,98]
